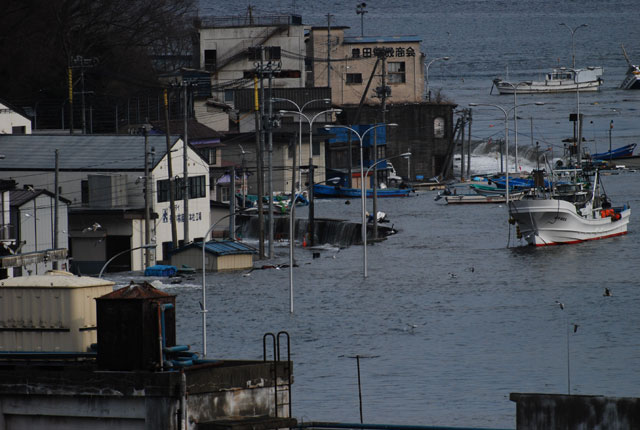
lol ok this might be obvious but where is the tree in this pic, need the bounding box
[0,0,197,103]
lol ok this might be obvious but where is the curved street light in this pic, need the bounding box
[98,243,156,278]
[425,56,450,101]
[497,81,532,172]
[469,102,544,229]
[323,123,397,278]
[559,23,588,69]
[272,97,331,190]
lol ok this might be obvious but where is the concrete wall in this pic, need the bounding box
[511,393,640,430]
[0,360,292,430]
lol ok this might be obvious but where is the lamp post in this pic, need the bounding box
[356,2,368,37]
[201,211,244,356]
[497,81,532,173]
[98,243,156,278]
[559,23,587,69]
[364,152,411,223]
[324,123,397,278]
[566,67,584,166]
[272,97,331,190]
[425,56,450,101]
[469,102,544,215]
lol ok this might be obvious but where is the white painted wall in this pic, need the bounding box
[0,102,32,134]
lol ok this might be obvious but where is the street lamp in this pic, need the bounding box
[356,2,368,37]
[272,97,331,190]
[323,123,397,278]
[364,152,411,224]
[425,56,450,101]
[98,243,156,278]
[559,23,587,69]
[497,81,532,173]
[469,102,544,220]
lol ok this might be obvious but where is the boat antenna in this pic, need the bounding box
[621,44,633,67]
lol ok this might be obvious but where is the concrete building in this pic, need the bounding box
[0,98,31,135]
[307,30,425,106]
[0,182,69,278]
[0,135,211,275]
[0,276,295,430]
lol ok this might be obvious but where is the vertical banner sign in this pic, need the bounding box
[68,67,73,102]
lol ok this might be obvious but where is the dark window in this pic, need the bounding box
[81,180,89,205]
[388,62,406,83]
[157,175,207,202]
[224,90,234,102]
[204,49,217,72]
[313,140,320,156]
[11,126,26,134]
[346,73,363,84]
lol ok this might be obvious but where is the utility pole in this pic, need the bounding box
[230,166,236,240]
[467,109,472,177]
[143,126,152,268]
[460,111,466,180]
[373,50,389,239]
[53,149,59,270]
[163,89,178,250]
[67,67,74,135]
[254,75,265,259]
[182,82,190,245]
[267,65,274,258]
[327,14,333,88]
[71,56,97,134]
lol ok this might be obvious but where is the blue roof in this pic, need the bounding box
[191,240,257,256]
[343,36,422,44]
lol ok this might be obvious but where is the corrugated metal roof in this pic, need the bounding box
[0,135,180,171]
[10,188,71,207]
[343,36,422,44]
[177,240,257,256]
[0,273,114,288]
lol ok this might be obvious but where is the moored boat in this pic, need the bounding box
[509,170,631,246]
[493,66,603,94]
[620,44,640,90]
[313,183,414,198]
[444,191,526,205]
[591,143,637,160]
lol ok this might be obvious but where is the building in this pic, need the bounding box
[170,240,257,271]
[0,182,69,278]
[307,30,425,105]
[0,135,211,275]
[0,98,32,134]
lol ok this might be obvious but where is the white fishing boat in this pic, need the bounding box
[620,44,640,90]
[508,170,630,246]
[493,66,603,94]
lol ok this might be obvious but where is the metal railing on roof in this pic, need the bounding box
[197,14,302,29]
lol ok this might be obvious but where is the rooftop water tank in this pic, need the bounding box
[96,281,176,371]
[0,272,115,353]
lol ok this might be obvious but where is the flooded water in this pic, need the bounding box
[106,171,640,429]
[105,1,640,427]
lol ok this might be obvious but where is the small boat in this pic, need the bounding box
[313,183,414,198]
[591,143,637,160]
[493,66,603,94]
[620,44,640,90]
[509,169,631,246]
[470,183,511,196]
[443,191,526,205]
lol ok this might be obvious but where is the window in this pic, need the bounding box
[388,62,406,83]
[11,126,26,134]
[346,73,363,84]
[204,49,217,72]
[313,140,320,156]
[81,180,89,205]
[156,175,206,202]
[224,90,234,102]
[434,117,445,138]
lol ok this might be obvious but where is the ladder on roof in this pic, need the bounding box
[263,331,292,418]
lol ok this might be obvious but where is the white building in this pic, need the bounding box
[0,135,210,275]
[0,98,32,134]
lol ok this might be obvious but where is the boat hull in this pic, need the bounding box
[509,199,630,246]
[495,80,601,94]
[313,184,413,198]
[620,66,640,90]
[445,192,525,204]
[592,143,637,160]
